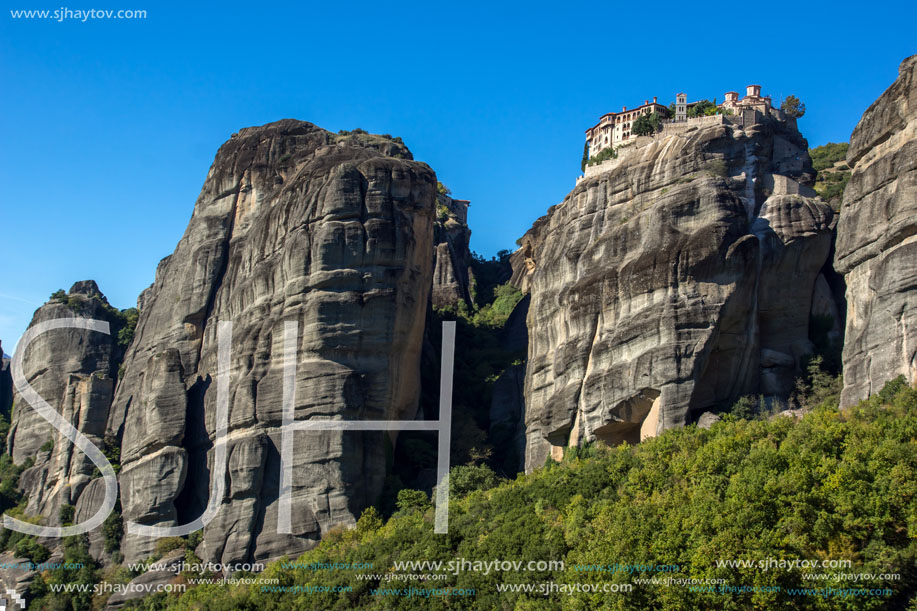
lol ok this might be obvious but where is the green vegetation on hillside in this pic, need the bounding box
[423,251,525,473]
[809,143,851,209]
[383,250,525,511]
[125,376,917,610]
[810,143,849,171]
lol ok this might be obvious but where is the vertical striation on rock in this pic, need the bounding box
[107,120,437,563]
[515,110,835,471]
[835,55,917,407]
[431,194,473,309]
[7,282,118,534]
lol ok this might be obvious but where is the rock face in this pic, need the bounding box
[835,55,917,406]
[0,341,11,425]
[0,551,35,603]
[515,111,836,471]
[7,282,117,527]
[107,120,436,563]
[431,194,473,308]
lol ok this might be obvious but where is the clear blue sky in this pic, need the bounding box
[1,1,915,353]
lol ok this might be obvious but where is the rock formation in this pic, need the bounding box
[431,194,473,309]
[0,341,11,427]
[7,281,118,542]
[107,120,437,563]
[514,111,836,471]
[835,55,917,406]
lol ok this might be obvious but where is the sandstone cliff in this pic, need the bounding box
[107,120,437,563]
[0,342,11,429]
[835,55,917,406]
[514,112,837,470]
[6,281,119,547]
[431,193,473,309]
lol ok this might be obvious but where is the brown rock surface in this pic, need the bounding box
[835,55,917,406]
[108,120,437,563]
[515,111,835,471]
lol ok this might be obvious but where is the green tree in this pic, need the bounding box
[687,99,715,118]
[450,463,502,497]
[395,489,430,513]
[781,95,806,118]
[581,141,589,172]
[632,112,662,136]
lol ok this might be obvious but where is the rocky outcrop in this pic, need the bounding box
[515,111,835,471]
[835,55,917,406]
[108,120,437,563]
[0,551,36,604]
[0,341,11,425]
[431,194,473,308]
[106,548,186,609]
[7,282,118,527]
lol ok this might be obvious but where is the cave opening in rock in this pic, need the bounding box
[593,388,661,446]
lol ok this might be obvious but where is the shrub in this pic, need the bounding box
[155,536,188,556]
[704,159,728,177]
[470,282,523,328]
[58,503,75,525]
[0,454,28,514]
[793,354,843,410]
[809,142,849,171]
[449,464,502,497]
[723,394,768,421]
[103,508,124,553]
[395,489,429,513]
[586,146,617,166]
[878,375,908,403]
[14,536,50,563]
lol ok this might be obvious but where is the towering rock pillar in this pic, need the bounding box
[835,55,917,406]
[7,282,118,542]
[515,111,835,471]
[108,121,437,563]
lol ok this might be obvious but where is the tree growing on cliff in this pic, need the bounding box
[781,95,806,118]
[632,112,662,136]
[581,141,589,172]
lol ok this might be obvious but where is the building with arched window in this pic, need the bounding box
[584,97,670,158]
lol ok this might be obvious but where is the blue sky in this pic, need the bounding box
[1,1,915,352]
